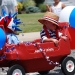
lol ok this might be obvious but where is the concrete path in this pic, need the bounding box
[17,32,40,41]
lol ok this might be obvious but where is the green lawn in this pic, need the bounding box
[18,13,44,33]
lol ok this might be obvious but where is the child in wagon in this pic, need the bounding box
[38,12,67,45]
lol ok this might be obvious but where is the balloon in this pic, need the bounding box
[59,6,75,28]
[0,28,6,50]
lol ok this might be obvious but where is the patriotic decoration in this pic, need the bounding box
[0,9,22,49]
[1,9,22,32]
[59,6,75,28]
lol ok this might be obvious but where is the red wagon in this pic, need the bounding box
[0,8,75,75]
[0,22,75,75]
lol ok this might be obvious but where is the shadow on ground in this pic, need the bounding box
[27,69,64,75]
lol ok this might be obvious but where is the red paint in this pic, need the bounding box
[69,65,72,68]
[0,22,75,73]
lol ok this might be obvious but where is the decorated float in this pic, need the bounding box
[0,6,75,75]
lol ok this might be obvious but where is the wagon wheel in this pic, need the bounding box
[7,64,25,75]
[39,70,49,75]
[61,57,75,75]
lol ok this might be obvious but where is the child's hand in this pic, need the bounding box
[52,39,59,46]
[61,36,67,40]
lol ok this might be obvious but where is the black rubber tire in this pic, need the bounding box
[7,64,25,75]
[61,57,75,75]
[39,70,49,75]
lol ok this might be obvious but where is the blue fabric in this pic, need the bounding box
[69,8,75,28]
[7,33,19,44]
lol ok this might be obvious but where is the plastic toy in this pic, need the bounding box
[0,6,75,75]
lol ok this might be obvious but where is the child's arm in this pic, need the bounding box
[62,3,66,9]
[46,4,52,12]
[58,32,67,40]
[60,36,67,40]
[43,38,58,46]
[40,29,58,45]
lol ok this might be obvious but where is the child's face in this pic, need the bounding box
[44,21,57,30]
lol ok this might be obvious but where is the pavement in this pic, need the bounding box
[0,67,65,75]
[0,32,75,75]
[17,32,40,42]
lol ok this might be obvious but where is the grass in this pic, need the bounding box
[18,13,44,33]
